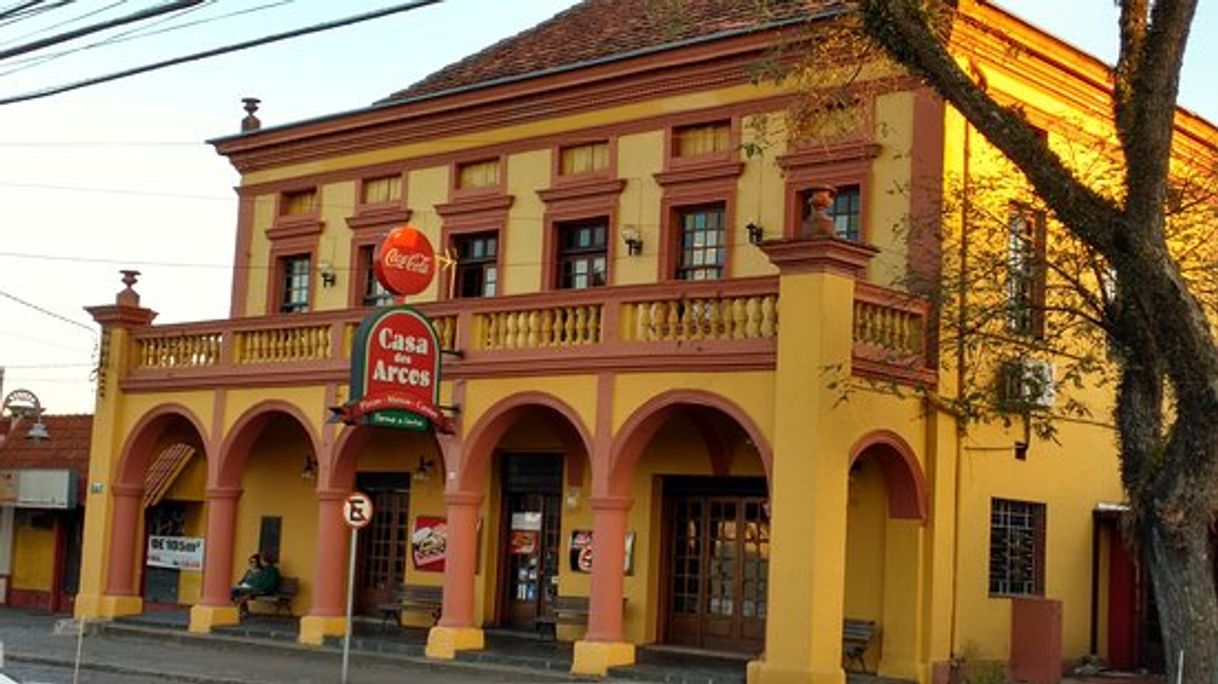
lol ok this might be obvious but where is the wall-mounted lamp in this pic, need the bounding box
[318,261,337,288]
[565,487,581,510]
[300,452,318,480]
[621,227,643,256]
[413,457,435,483]
[746,222,764,246]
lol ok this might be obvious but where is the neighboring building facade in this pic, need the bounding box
[0,413,90,613]
[71,2,1218,683]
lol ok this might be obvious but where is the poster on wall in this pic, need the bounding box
[568,530,635,575]
[146,536,204,571]
[510,530,538,555]
[412,516,447,572]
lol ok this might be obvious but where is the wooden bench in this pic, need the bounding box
[378,584,443,630]
[842,618,878,674]
[248,576,298,616]
[535,596,625,640]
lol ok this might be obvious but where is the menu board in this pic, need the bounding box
[411,516,447,572]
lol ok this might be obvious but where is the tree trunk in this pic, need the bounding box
[1145,513,1218,684]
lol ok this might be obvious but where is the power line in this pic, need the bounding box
[0,0,205,61]
[0,0,444,106]
[0,288,97,334]
[0,329,95,352]
[0,361,93,368]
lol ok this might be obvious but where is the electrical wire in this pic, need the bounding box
[0,0,204,62]
[0,0,444,106]
[0,288,97,334]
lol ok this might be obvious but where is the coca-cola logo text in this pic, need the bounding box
[383,248,433,274]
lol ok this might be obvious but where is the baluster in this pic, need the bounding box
[664,301,679,341]
[730,298,746,339]
[572,306,586,344]
[587,305,601,343]
[481,314,495,350]
[500,313,514,350]
[647,302,662,341]
[746,297,761,338]
[540,310,554,346]
[679,300,694,340]
[761,296,777,338]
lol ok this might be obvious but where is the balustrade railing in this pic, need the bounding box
[125,277,931,385]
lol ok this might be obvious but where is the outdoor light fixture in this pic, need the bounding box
[746,222,764,245]
[621,227,643,256]
[300,451,318,480]
[565,487,582,510]
[318,261,337,288]
[413,457,435,483]
[2,388,49,443]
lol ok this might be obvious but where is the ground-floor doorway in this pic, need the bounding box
[355,472,411,615]
[498,453,563,631]
[663,476,769,654]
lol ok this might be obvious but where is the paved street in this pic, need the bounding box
[0,610,562,684]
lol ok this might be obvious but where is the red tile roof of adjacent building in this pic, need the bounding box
[381,0,836,103]
[0,414,92,502]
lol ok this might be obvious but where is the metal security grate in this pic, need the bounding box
[989,498,1046,596]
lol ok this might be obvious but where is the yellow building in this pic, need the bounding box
[72,2,1218,683]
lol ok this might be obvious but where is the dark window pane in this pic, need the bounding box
[280,255,310,313]
[557,218,608,290]
[676,205,725,281]
[454,232,498,298]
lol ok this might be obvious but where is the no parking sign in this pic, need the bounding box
[343,492,374,529]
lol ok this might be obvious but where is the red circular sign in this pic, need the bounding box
[374,226,436,296]
[343,492,374,529]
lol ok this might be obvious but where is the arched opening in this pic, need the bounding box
[458,394,592,633]
[217,403,320,619]
[610,391,772,655]
[843,431,928,676]
[328,423,442,617]
[106,405,208,608]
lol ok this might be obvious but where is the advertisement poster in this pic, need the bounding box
[510,530,538,555]
[412,516,447,572]
[568,530,635,575]
[146,535,204,571]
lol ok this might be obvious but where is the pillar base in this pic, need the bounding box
[425,625,484,659]
[299,615,347,645]
[747,659,846,684]
[572,640,636,675]
[189,604,240,633]
[76,594,142,619]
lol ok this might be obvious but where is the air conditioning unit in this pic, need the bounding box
[998,359,1056,409]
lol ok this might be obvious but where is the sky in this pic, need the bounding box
[0,1,1215,417]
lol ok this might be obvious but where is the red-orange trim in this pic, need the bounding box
[538,178,625,291]
[114,403,210,488]
[778,140,881,242]
[454,392,593,494]
[216,400,322,488]
[437,193,514,300]
[849,429,928,521]
[606,389,772,497]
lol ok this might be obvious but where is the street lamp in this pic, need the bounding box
[2,388,50,442]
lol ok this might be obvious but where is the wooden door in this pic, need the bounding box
[355,473,411,615]
[665,482,769,654]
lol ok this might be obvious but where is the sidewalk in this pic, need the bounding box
[0,609,569,683]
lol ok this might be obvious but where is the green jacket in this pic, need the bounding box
[248,565,280,594]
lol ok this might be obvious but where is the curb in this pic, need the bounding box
[5,651,266,684]
[90,624,590,682]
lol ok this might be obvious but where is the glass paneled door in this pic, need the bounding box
[499,453,563,630]
[665,477,769,654]
[355,473,411,615]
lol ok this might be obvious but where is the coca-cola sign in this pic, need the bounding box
[330,306,448,432]
[374,225,436,297]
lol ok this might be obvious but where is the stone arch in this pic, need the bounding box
[114,403,210,488]
[454,391,593,493]
[848,429,927,521]
[607,389,772,497]
[216,400,321,489]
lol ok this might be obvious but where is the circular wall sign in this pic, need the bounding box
[374,225,436,296]
[342,492,374,529]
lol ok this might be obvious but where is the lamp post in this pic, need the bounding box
[2,388,50,442]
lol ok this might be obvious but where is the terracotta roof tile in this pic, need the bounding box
[0,414,92,477]
[143,443,197,508]
[381,0,836,102]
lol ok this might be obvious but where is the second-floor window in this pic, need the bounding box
[279,254,311,313]
[557,219,607,289]
[676,204,726,281]
[454,232,498,298]
[989,498,1046,596]
[359,245,395,307]
[1007,205,1046,337]
[830,185,862,242]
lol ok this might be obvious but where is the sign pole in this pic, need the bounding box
[342,526,358,684]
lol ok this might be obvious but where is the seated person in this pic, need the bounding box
[231,551,281,618]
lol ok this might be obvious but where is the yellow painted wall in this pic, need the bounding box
[614,130,664,286]
[232,418,319,616]
[503,150,550,295]
[405,166,448,304]
[11,515,54,591]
